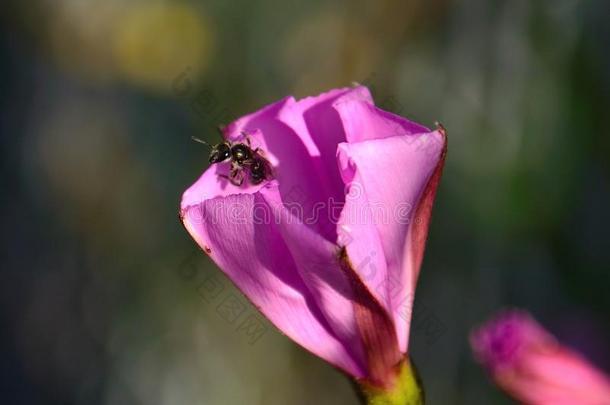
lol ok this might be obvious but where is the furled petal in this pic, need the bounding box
[289,86,373,204]
[260,185,401,386]
[223,87,374,241]
[258,184,367,373]
[335,104,446,352]
[471,310,610,405]
[181,87,445,383]
[180,180,365,377]
[222,98,336,241]
[334,99,430,143]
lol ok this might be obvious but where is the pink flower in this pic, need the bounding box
[180,86,446,388]
[471,310,610,405]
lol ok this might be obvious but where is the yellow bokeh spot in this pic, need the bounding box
[114,3,212,92]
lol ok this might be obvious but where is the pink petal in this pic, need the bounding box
[471,310,610,405]
[293,86,373,204]
[336,123,446,353]
[262,182,401,386]
[180,180,366,377]
[180,87,442,379]
[334,99,430,143]
[222,98,337,242]
[259,185,368,372]
[222,87,374,241]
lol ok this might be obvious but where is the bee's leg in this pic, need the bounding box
[242,133,266,158]
[217,173,231,183]
[229,163,245,186]
[245,135,260,154]
[244,135,260,152]
[265,162,275,179]
[218,172,242,186]
[230,160,242,173]
[230,170,244,186]
[217,164,242,186]
[252,145,266,157]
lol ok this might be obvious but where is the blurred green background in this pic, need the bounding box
[2,0,609,404]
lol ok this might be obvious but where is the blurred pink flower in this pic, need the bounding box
[471,310,610,405]
[180,86,446,387]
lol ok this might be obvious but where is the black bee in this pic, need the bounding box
[192,131,272,186]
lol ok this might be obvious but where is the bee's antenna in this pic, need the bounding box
[191,136,211,148]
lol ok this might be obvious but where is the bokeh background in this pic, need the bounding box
[2,0,610,404]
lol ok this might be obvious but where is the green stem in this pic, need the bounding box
[354,358,424,405]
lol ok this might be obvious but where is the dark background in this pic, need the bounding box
[2,1,609,404]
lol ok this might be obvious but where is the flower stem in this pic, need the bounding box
[355,358,424,405]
